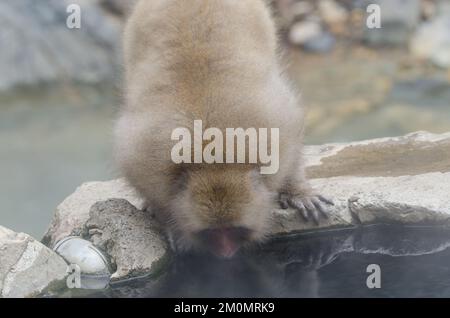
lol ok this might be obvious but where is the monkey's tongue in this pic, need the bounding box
[211,230,240,259]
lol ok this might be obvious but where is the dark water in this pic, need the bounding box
[70,225,450,298]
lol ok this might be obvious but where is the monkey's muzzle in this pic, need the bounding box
[197,227,252,259]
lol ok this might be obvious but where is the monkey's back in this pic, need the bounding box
[123,0,285,126]
[117,0,305,205]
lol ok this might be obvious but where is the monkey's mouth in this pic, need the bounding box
[196,227,253,259]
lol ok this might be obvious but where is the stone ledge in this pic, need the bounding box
[39,131,450,282]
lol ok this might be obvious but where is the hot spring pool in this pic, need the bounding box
[60,225,450,298]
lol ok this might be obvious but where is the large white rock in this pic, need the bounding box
[0,226,67,298]
[313,172,450,226]
[274,131,450,234]
[304,131,450,178]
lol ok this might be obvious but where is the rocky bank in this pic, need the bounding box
[2,0,449,93]
[1,131,449,297]
[0,0,125,92]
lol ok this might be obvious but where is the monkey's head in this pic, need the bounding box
[169,165,274,258]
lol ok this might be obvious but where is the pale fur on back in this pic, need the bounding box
[115,0,306,250]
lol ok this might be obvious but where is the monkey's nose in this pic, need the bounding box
[198,227,251,259]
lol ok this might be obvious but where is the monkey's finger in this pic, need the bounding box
[318,195,334,206]
[290,199,308,221]
[303,199,315,212]
[297,204,309,221]
[279,201,289,209]
[279,193,289,209]
[311,208,320,225]
[300,206,309,221]
[312,197,329,219]
[304,199,320,225]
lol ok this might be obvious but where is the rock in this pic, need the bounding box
[83,199,170,281]
[421,0,437,20]
[43,178,144,247]
[0,0,122,91]
[272,0,310,29]
[303,32,336,53]
[270,197,354,236]
[290,1,315,19]
[0,226,67,298]
[272,131,450,234]
[312,172,450,226]
[304,131,450,178]
[303,130,450,227]
[289,19,323,45]
[43,131,450,281]
[362,0,421,46]
[410,15,450,68]
[318,0,348,26]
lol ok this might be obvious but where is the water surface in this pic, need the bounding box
[0,85,117,238]
[68,225,450,298]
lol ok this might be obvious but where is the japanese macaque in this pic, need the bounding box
[115,0,332,259]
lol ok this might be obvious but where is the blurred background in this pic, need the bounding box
[1,0,449,239]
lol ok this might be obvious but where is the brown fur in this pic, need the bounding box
[115,0,323,254]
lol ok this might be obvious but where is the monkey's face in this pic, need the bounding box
[169,165,274,258]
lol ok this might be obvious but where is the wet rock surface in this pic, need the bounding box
[0,226,67,298]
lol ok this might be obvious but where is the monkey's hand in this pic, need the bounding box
[278,191,334,225]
